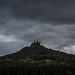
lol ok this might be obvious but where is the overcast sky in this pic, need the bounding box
[0,0,75,56]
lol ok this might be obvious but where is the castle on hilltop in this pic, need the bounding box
[31,39,41,47]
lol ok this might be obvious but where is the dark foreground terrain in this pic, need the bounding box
[0,41,75,75]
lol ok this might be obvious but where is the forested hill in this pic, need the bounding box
[0,40,75,75]
[0,40,75,65]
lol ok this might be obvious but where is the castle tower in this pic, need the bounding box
[34,41,35,43]
[37,39,38,43]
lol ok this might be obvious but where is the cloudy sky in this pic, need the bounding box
[0,0,75,56]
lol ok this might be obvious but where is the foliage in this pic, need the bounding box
[0,44,75,75]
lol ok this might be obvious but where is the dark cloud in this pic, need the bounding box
[0,0,75,55]
[9,0,75,24]
[0,0,75,24]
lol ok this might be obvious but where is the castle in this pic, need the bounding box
[31,39,41,47]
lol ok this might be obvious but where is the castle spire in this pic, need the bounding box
[37,39,38,43]
[34,40,35,43]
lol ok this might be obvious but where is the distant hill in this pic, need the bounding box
[0,40,75,75]
[0,40,75,65]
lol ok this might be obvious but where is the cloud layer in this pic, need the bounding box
[0,0,75,55]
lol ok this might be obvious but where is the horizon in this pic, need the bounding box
[0,40,74,57]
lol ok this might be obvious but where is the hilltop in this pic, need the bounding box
[0,40,75,75]
[0,40,75,65]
